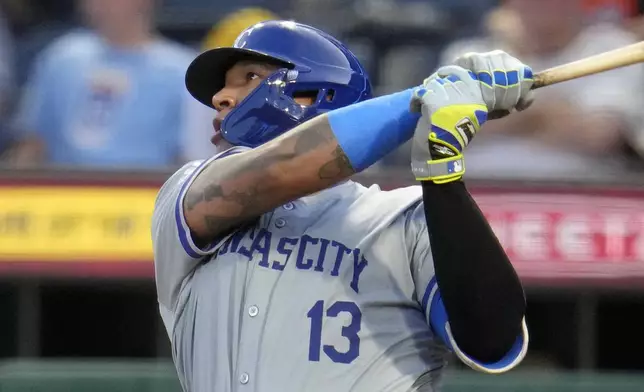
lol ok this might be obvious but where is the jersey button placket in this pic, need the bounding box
[238,217,283,390]
[275,217,287,228]
[283,202,295,211]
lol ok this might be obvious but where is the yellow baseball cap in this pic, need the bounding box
[202,8,280,50]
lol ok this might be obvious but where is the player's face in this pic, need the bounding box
[210,61,315,147]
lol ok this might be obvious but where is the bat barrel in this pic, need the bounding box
[532,41,644,89]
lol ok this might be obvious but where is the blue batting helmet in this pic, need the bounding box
[185,20,373,148]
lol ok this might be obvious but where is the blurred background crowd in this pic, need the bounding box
[0,0,643,180]
[1,0,644,391]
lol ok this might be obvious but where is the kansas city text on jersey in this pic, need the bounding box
[217,226,370,294]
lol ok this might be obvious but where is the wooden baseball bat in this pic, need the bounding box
[532,41,644,89]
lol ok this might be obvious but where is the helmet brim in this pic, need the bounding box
[185,47,292,109]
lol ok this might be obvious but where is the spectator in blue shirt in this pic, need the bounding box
[8,0,214,169]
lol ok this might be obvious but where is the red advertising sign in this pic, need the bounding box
[475,189,644,283]
[2,167,644,288]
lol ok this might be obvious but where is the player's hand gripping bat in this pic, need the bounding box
[532,41,644,89]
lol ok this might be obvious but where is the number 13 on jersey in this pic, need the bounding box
[307,300,362,364]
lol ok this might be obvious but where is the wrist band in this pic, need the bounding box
[328,88,420,171]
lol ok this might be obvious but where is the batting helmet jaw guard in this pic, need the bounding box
[185,20,373,148]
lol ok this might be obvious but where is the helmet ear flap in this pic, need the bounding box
[221,70,311,147]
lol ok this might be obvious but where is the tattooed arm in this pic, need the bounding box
[184,86,421,243]
[184,115,354,242]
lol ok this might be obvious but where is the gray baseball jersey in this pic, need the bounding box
[152,147,528,392]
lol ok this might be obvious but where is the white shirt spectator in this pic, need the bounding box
[441,22,644,180]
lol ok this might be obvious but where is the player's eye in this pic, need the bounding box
[246,72,260,81]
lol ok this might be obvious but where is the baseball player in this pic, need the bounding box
[153,21,533,392]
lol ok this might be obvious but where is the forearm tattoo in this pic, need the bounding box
[184,116,354,238]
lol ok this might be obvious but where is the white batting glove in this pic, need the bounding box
[409,66,489,183]
[443,50,535,118]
